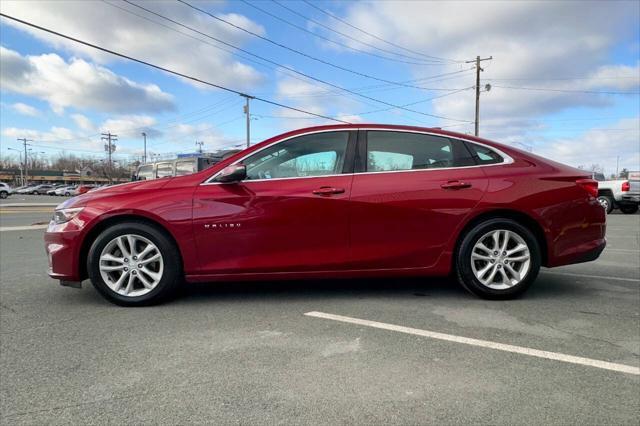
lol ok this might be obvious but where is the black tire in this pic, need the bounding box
[64,192,70,196]
[0,191,7,199]
[455,218,541,300]
[87,221,182,306]
[620,204,639,214]
[597,195,614,214]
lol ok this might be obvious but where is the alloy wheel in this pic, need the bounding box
[598,197,609,210]
[470,229,531,290]
[99,234,164,297]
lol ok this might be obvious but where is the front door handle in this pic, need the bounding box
[312,186,345,196]
[441,181,472,190]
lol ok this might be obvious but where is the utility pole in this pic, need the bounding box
[241,94,254,148]
[196,141,204,154]
[101,132,117,184]
[141,132,147,163]
[17,138,33,185]
[7,147,24,185]
[465,55,493,136]
[616,156,620,177]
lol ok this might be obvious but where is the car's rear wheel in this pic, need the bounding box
[455,218,541,299]
[597,195,614,214]
[620,204,639,214]
[88,222,182,306]
[0,191,7,199]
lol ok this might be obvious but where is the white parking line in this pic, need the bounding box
[0,225,48,232]
[542,271,640,282]
[305,311,640,376]
[0,203,59,207]
[606,248,640,253]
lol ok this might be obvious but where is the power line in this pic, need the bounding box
[239,0,439,66]
[253,87,473,120]
[268,68,474,99]
[177,0,445,89]
[487,76,639,81]
[103,1,470,122]
[356,87,474,116]
[300,0,462,64]
[79,5,470,122]
[271,0,449,64]
[103,0,363,105]
[30,96,241,145]
[128,0,460,92]
[148,115,245,147]
[492,85,639,95]
[0,12,351,124]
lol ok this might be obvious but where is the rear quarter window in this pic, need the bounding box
[465,142,504,165]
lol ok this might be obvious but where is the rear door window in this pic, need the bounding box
[365,131,475,172]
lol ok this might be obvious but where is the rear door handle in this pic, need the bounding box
[312,186,345,196]
[441,181,472,190]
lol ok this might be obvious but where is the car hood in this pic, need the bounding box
[93,178,173,194]
[55,178,173,210]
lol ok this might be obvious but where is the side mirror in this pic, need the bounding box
[216,164,246,183]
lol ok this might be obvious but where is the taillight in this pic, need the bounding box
[576,179,598,198]
[622,181,630,192]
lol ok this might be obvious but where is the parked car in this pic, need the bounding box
[29,184,55,195]
[0,182,13,199]
[54,185,77,196]
[595,175,639,214]
[45,124,606,306]
[619,171,640,214]
[72,184,96,196]
[134,151,240,181]
[16,185,38,194]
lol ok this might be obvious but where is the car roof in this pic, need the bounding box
[256,123,503,148]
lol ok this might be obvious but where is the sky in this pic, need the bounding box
[0,0,639,175]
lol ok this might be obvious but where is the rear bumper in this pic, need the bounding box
[619,194,640,205]
[548,238,606,267]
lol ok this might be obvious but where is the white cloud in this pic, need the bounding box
[100,115,160,139]
[326,1,639,130]
[274,74,363,130]
[71,114,96,132]
[0,46,175,115]
[0,0,264,91]
[536,117,640,174]
[11,102,40,117]
[585,63,640,90]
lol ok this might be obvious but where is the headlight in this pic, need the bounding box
[52,207,84,224]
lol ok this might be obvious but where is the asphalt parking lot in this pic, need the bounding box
[1,196,638,424]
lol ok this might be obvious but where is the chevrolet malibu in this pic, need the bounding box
[45,124,606,306]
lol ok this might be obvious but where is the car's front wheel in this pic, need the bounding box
[87,222,182,306]
[0,191,7,199]
[455,218,541,299]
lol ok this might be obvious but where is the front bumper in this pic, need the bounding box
[44,222,83,282]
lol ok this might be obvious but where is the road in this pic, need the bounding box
[1,197,638,424]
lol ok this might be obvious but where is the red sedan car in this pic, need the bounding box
[45,124,605,306]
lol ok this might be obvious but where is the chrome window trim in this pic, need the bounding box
[201,127,513,185]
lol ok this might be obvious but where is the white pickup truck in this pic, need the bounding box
[594,171,640,214]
